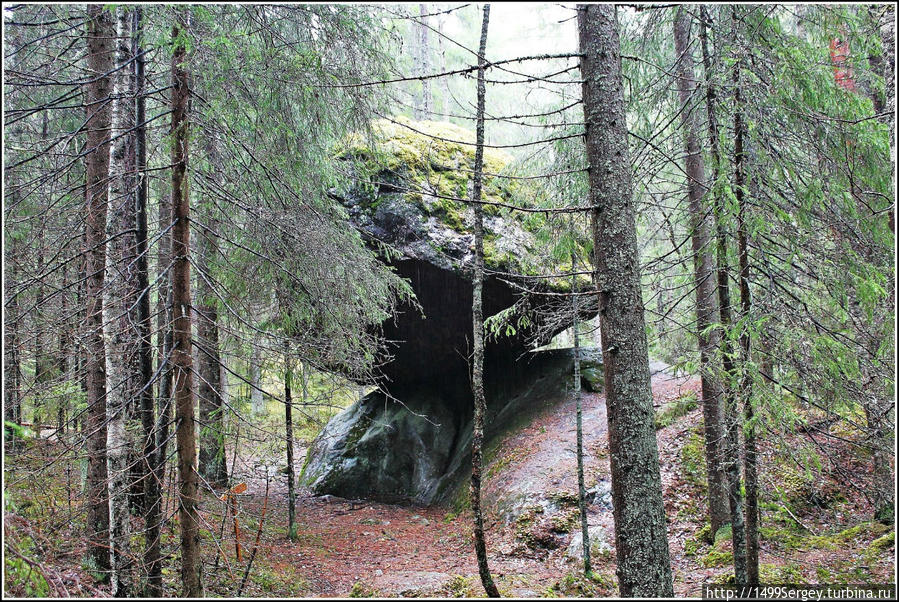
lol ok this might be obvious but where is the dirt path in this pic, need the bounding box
[218,369,702,598]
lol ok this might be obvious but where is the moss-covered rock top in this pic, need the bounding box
[335,117,586,289]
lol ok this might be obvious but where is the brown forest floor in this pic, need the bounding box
[3,371,895,597]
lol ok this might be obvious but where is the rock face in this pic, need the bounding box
[303,348,601,504]
[301,118,596,504]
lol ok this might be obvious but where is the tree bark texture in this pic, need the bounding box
[84,4,114,577]
[104,7,138,594]
[577,4,673,596]
[170,14,203,597]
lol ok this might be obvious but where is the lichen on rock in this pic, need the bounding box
[334,117,577,283]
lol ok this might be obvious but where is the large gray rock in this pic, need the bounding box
[302,348,599,504]
[565,525,613,561]
[302,119,597,504]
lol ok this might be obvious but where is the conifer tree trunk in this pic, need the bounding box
[84,4,114,578]
[5,235,22,425]
[170,13,202,597]
[577,4,673,596]
[572,249,591,576]
[469,4,500,598]
[732,7,759,583]
[285,350,297,541]
[104,7,137,594]
[132,7,163,594]
[148,101,173,597]
[197,213,227,487]
[699,6,748,584]
[672,7,729,536]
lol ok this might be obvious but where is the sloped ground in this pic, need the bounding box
[4,370,894,597]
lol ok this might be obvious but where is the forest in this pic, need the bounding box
[1,2,896,599]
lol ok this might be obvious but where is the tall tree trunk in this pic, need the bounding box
[104,7,137,594]
[572,248,591,576]
[285,350,297,541]
[577,4,673,596]
[469,5,500,598]
[672,7,729,536]
[148,100,174,598]
[731,9,759,583]
[699,6,748,583]
[84,4,114,578]
[132,7,163,594]
[170,13,202,597]
[197,214,227,487]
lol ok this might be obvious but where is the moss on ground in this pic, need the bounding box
[440,574,475,598]
[680,427,707,489]
[543,571,614,598]
[655,391,698,430]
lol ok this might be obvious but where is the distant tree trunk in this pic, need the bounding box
[699,6,748,584]
[34,224,48,391]
[285,349,297,541]
[5,236,22,426]
[572,248,591,576]
[577,4,673,596]
[413,4,432,120]
[58,258,71,434]
[197,214,227,487]
[732,10,759,583]
[436,11,451,115]
[104,7,137,594]
[672,7,729,536]
[469,5,500,598]
[84,4,114,578]
[148,92,174,599]
[251,344,264,415]
[170,13,202,597]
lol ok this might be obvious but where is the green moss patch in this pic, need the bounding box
[655,391,698,429]
[544,571,613,598]
[808,521,892,550]
[680,427,707,489]
[338,117,588,282]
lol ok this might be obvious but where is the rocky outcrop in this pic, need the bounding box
[301,118,596,504]
[302,348,602,504]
